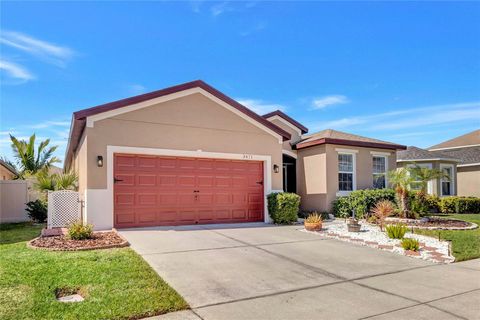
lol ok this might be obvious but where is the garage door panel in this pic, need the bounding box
[138,174,156,186]
[158,175,176,187]
[114,154,264,228]
[137,193,157,206]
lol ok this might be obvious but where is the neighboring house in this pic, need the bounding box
[397,146,459,197]
[428,129,480,197]
[0,159,17,180]
[64,80,405,230]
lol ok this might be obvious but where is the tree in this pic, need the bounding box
[408,164,449,195]
[34,170,78,195]
[387,168,414,218]
[10,134,60,177]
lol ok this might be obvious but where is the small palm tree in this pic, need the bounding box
[387,168,413,217]
[10,134,60,177]
[408,164,449,195]
[34,170,78,194]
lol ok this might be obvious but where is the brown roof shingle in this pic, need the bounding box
[397,146,460,162]
[294,129,406,150]
[429,129,480,150]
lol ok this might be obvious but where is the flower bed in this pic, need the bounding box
[28,231,129,251]
[385,217,478,230]
[302,220,455,264]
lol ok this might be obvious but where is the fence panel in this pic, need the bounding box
[47,190,81,228]
[0,180,29,223]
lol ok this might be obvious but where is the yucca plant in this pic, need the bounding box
[371,200,395,231]
[401,238,420,251]
[385,224,408,239]
[305,213,322,224]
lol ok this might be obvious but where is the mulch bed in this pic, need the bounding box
[386,217,477,230]
[28,231,129,251]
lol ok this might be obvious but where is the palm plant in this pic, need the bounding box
[34,170,78,194]
[387,168,414,217]
[10,134,60,177]
[408,164,449,195]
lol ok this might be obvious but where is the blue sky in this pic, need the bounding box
[1,1,479,164]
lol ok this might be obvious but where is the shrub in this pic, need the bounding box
[300,210,330,220]
[25,199,47,223]
[371,200,395,231]
[439,197,480,214]
[305,213,322,224]
[67,221,93,240]
[332,189,396,219]
[267,192,300,224]
[385,224,408,239]
[424,194,440,212]
[401,238,420,251]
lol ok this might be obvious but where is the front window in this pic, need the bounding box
[338,153,354,191]
[441,165,454,196]
[372,156,387,189]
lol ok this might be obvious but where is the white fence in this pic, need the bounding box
[47,190,82,228]
[0,180,30,223]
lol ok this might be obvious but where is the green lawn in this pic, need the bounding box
[0,222,188,320]
[413,214,480,262]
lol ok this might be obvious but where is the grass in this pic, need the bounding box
[0,222,188,320]
[413,214,480,262]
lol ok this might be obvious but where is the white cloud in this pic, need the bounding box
[310,101,480,132]
[240,22,267,37]
[31,120,71,129]
[311,95,349,110]
[0,31,74,67]
[127,84,147,95]
[237,98,286,115]
[0,59,35,81]
[210,2,232,16]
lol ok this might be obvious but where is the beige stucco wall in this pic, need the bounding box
[83,93,283,191]
[457,165,480,197]
[0,166,15,180]
[268,118,301,153]
[396,160,458,196]
[72,133,88,197]
[297,144,398,212]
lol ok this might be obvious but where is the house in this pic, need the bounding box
[0,159,17,180]
[396,146,459,196]
[428,130,480,197]
[65,80,406,230]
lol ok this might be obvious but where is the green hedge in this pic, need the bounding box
[267,192,300,224]
[332,189,396,219]
[439,197,480,214]
[409,193,440,214]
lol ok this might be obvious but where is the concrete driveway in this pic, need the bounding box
[119,223,480,320]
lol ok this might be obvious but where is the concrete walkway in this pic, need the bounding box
[119,223,480,320]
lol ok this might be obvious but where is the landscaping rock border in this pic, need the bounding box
[385,217,478,230]
[27,231,129,251]
[301,220,455,264]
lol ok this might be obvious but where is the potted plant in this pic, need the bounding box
[347,217,361,232]
[304,213,322,231]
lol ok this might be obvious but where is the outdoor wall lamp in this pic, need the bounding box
[273,164,279,173]
[97,156,103,167]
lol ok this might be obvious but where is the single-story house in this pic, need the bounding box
[428,129,480,197]
[65,80,406,230]
[0,159,17,180]
[397,146,459,197]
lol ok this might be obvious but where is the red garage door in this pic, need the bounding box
[114,154,264,228]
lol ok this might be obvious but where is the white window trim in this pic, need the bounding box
[370,151,391,156]
[406,163,433,194]
[372,155,388,189]
[337,151,356,196]
[440,163,455,197]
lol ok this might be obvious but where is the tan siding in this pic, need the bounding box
[298,144,398,212]
[457,165,480,197]
[0,166,15,180]
[85,93,283,190]
[268,118,301,153]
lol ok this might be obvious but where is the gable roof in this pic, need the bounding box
[262,110,309,134]
[429,129,480,150]
[65,80,291,168]
[433,146,480,166]
[293,129,406,150]
[0,159,17,176]
[397,146,460,162]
